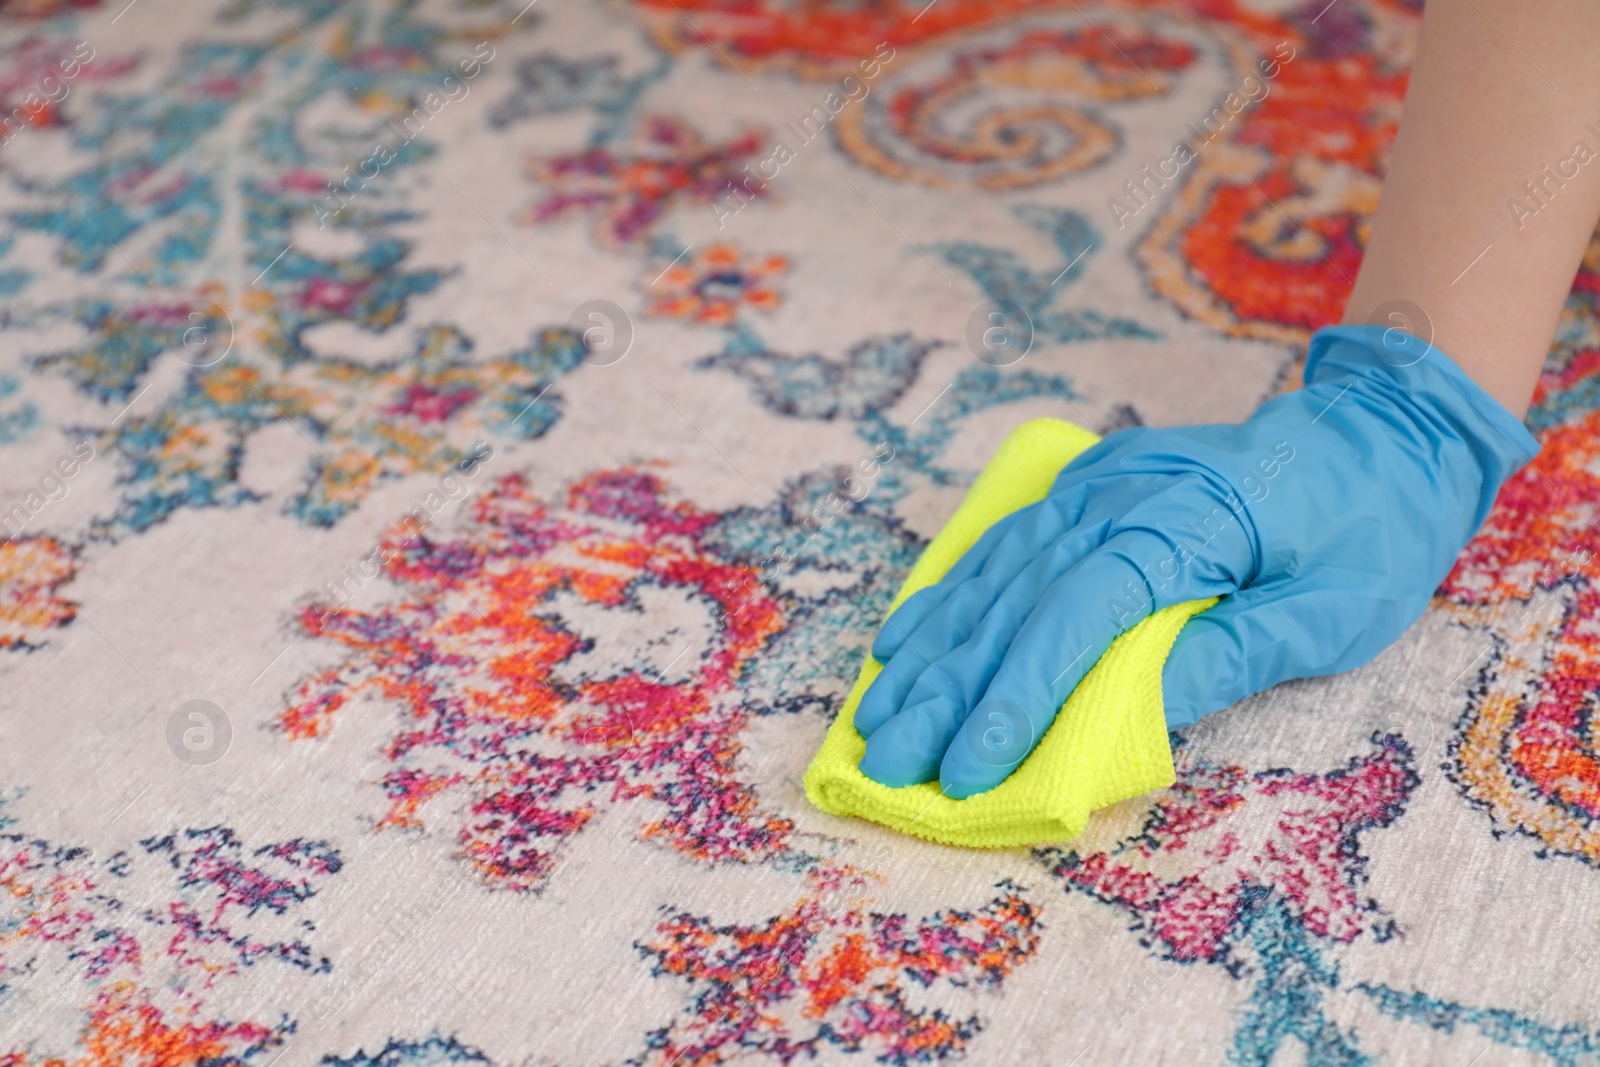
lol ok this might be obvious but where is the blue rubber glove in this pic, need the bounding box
[856,324,1540,798]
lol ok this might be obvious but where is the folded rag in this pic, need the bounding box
[803,417,1217,848]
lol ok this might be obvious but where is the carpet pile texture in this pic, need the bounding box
[2,2,1599,1065]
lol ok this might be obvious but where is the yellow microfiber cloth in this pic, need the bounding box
[803,416,1217,848]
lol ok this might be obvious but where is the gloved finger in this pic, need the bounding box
[868,586,944,663]
[869,506,1030,662]
[857,569,1027,740]
[856,518,1109,742]
[911,495,1249,751]
[872,488,1091,662]
[1046,430,1173,501]
[856,687,962,786]
[886,519,1116,728]
[938,529,1242,798]
[854,630,939,740]
[1160,578,1364,728]
[862,556,1078,740]
[864,530,1154,793]
[862,494,1238,789]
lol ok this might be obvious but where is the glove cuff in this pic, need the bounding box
[1303,324,1541,518]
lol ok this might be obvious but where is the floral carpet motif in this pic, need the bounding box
[3,1,1599,1064]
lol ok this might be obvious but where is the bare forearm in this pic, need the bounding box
[1342,0,1600,418]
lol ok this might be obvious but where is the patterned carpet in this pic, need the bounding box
[3,1,1599,1064]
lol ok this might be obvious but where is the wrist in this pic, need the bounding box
[1303,324,1540,523]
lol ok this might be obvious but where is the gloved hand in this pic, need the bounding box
[856,324,1540,798]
